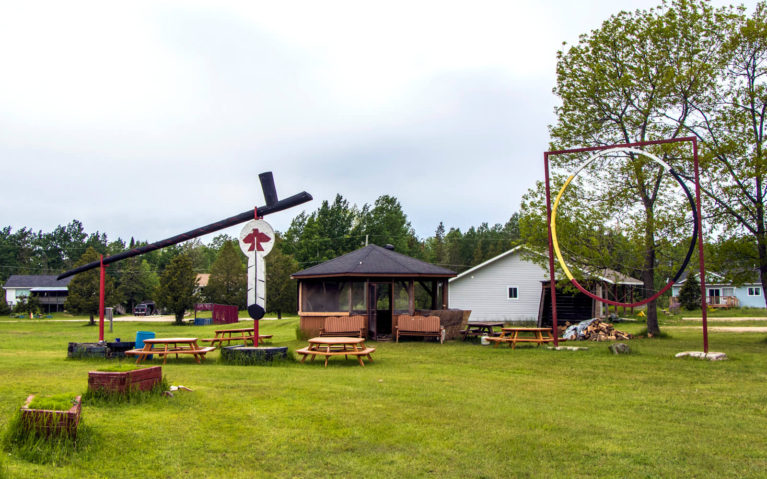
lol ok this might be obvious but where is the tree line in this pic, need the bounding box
[0,196,521,319]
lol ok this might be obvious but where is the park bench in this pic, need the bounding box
[319,315,366,338]
[395,315,444,343]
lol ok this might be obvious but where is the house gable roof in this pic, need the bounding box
[450,245,533,283]
[3,275,73,289]
[291,244,455,279]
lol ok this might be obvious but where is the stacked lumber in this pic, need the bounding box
[557,319,632,341]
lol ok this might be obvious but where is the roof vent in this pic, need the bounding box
[384,244,395,250]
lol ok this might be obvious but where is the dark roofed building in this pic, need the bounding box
[292,244,455,278]
[291,245,462,340]
[3,275,73,313]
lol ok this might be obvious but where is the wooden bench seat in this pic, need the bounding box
[125,347,215,357]
[395,315,444,343]
[295,347,376,357]
[320,316,366,338]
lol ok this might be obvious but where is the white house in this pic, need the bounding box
[3,275,72,312]
[449,246,644,323]
[449,246,548,323]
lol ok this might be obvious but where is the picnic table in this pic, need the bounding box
[460,322,504,339]
[296,337,375,368]
[485,327,554,349]
[126,338,215,365]
[200,327,272,347]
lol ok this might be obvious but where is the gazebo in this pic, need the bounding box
[291,244,462,340]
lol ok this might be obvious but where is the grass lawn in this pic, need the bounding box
[0,318,765,478]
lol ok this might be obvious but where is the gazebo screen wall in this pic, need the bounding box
[300,280,367,313]
[298,277,451,338]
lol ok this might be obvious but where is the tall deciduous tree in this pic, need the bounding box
[205,241,246,308]
[679,2,767,306]
[156,254,198,325]
[65,247,116,325]
[538,0,725,335]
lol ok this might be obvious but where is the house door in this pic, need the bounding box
[367,283,392,340]
[708,288,721,305]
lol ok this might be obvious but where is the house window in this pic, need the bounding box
[748,287,761,296]
[507,287,518,300]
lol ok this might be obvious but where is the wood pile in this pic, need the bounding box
[557,319,632,341]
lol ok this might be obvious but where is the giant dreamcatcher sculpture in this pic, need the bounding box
[543,137,710,352]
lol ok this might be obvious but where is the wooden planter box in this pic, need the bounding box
[88,366,162,394]
[21,395,82,438]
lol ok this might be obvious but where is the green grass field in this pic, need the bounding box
[0,317,765,478]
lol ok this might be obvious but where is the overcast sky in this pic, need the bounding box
[1,0,758,245]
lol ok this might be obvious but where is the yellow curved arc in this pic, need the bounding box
[550,174,576,281]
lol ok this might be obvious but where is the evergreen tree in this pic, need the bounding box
[65,247,116,325]
[679,273,702,311]
[156,254,198,325]
[205,242,246,308]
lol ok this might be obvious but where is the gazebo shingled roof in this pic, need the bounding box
[291,244,455,279]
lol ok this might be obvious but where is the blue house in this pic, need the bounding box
[670,271,764,309]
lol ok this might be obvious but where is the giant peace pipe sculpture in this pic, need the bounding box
[57,172,312,280]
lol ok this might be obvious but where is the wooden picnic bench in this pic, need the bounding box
[200,327,272,346]
[296,337,375,367]
[319,315,366,338]
[395,315,444,343]
[485,327,554,349]
[126,338,215,365]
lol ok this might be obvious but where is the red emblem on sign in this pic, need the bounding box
[243,228,271,252]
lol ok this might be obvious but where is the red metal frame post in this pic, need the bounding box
[692,138,709,353]
[253,207,261,346]
[99,254,105,342]
[544,153,559,346]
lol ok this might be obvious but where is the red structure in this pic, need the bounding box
[194,303,239,325]
[544,137,709,352]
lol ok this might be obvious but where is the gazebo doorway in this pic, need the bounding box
[368,282,392,339]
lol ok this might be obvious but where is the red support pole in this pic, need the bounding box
[99,254,105,343]
[692,138,709,353]
[544,153,559,346]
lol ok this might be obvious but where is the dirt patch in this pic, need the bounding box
[667,326,767,333]
[682,317,767,322]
